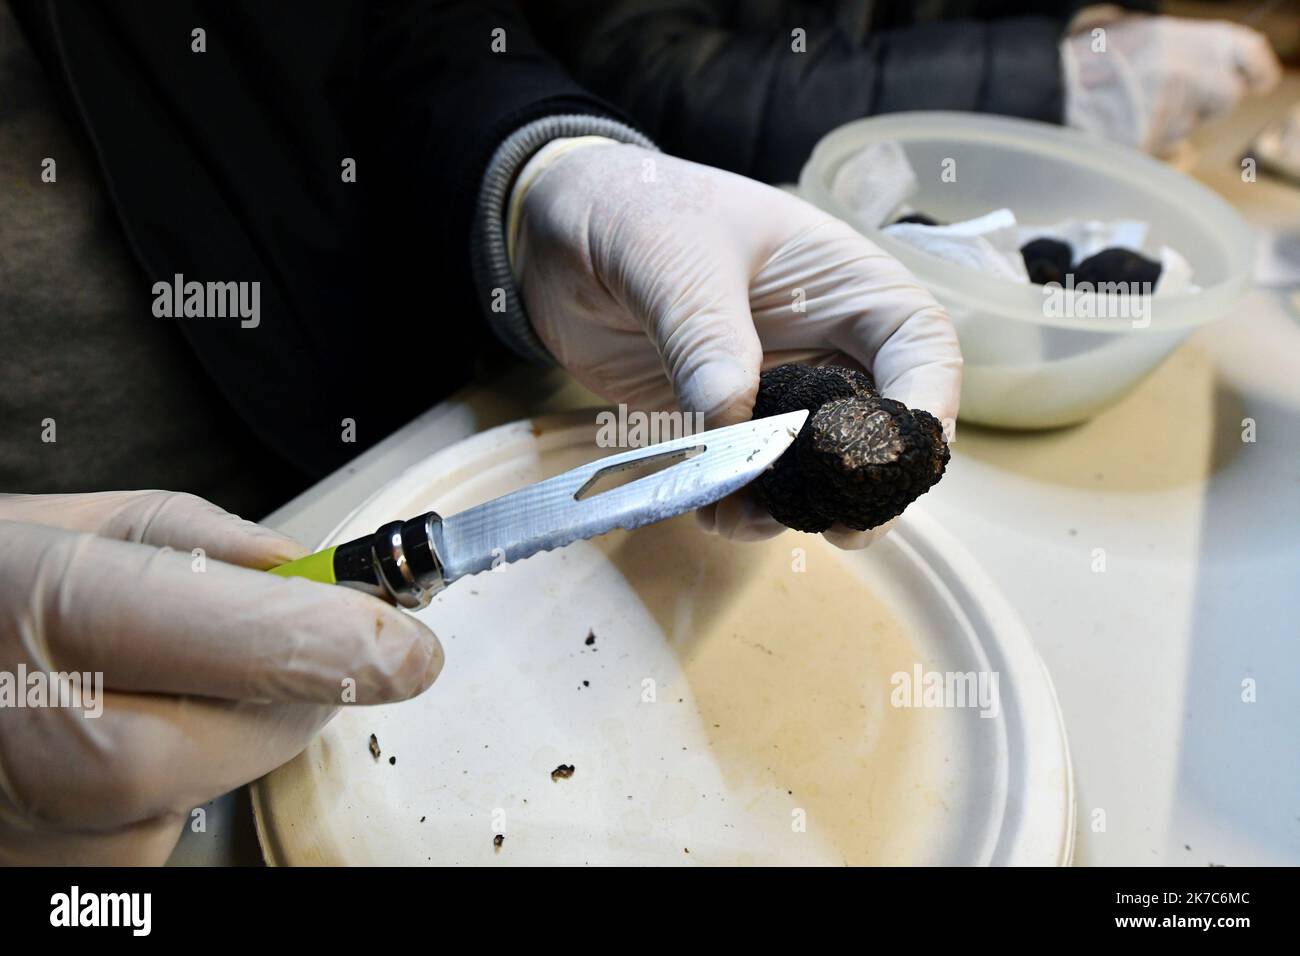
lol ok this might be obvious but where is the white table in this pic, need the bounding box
[170,78,1300,867]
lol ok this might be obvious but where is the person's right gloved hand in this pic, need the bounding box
[0,490,443,865]
[1063,14,1282,157]
[511,142,962,550]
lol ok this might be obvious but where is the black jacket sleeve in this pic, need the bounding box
[527,0,1082,183]
[10,0,628,477]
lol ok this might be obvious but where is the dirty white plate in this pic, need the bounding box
[253,413,1073,866]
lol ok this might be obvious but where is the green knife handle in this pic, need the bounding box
[266,512,446,609]
[268,546,338,585]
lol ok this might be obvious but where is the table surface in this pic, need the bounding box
[169,76,1300,867]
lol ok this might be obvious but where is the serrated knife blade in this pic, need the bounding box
[434,409,808,583]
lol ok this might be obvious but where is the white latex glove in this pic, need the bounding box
[1063,14,1281,156]
[0,491,442,865]
[512,141,962,549]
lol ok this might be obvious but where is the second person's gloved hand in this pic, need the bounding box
[0,491,443,865]
[510,141,962,549]
[1063,14,1281,157]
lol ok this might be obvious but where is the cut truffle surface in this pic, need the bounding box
[752,364,949,533]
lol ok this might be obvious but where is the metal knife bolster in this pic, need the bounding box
[333,511,447,608]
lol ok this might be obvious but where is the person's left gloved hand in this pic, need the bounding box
[0,491,442,865]
[511,141,962,549]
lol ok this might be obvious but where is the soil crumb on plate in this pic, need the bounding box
[493,834,505,850]
[551,764,576,781]
[368,733,380,760]
[585,630,596,646]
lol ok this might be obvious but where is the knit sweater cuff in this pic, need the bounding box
[470,114,657,365]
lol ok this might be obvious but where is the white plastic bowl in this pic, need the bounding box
[799,112,1254,429]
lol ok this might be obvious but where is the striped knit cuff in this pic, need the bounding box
[470,114,657,365]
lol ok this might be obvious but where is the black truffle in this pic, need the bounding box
[892,212,943,227]
[753,364,949,533]
[1019,241,1163,290]
[1020,238,1073,286]
[1072,247,1162,289]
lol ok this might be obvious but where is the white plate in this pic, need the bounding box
[254,413,1073,865]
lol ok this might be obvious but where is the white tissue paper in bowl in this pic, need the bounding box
[834,140,1196,296]
[884,210,1030,283]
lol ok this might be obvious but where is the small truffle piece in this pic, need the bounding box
[551,764,576,781]
[1071,247,1162,289]
[1020,238,1073,286]
[753,364,949,532]
[368,734,380,760]
[892,212,943,227]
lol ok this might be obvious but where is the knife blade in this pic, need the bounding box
[269,409,808,607]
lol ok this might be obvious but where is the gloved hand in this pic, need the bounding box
[511,141,962,548]
[0,491,442,865]
[1063,14,1282,157]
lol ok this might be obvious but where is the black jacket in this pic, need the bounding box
[10,0,627,478]
[527,0,1113,182]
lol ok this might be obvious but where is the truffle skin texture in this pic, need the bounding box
[753,364,949,533]
[1072,247,1162,289]
[1020,238,1073,286]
